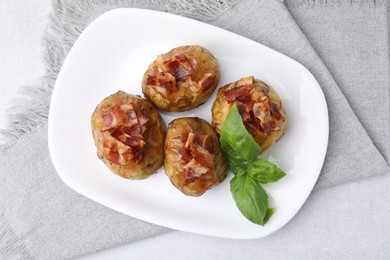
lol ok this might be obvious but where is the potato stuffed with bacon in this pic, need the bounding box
[164,117,227,196]
[142,45,220,112]
[212,76,287,153]
[91,91,164,179]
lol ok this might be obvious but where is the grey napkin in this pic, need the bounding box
[286,0,390,164]
[1,0,389,259]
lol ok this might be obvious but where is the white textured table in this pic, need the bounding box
[1,1,389,259]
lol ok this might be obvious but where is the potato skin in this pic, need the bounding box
[212,77,287,153]
[91,91,164,179]
[142,45,220,112]
[164,117,227,196]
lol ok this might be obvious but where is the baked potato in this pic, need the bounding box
[91,91,164,179]
[142,45,220,112]
[212,76,287,153]
[164,117,227,196]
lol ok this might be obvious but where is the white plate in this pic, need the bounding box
[48,8,328,239]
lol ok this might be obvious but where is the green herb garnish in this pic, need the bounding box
[220,104,286,225]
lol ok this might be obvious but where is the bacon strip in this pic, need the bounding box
[147,72,177,94]
[101,106,127,131]
[103,141,120,164]
[102,113,114,128]
[223,78,284,136]
[270,103,285,121]
[138,114,149,126]
[252,98,278,135]
[163,54,194,80]
[103,139,132,166]
[236,101,252,122]
[127,110,138,125]
[179,146,192,162]
[101,105,149,164]
[147,54,195,95]
[184,158,209,177]
[178,133,214,182]
[184,133,213,152]
[184,170,197,183]
[224,85,252,103]
[199,72,217,91]
[191,145,213,168]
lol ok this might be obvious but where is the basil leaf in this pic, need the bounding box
[230,174,269,225]
[220,104,261,166]
[221,142,245,174]
[247,159,286,184]
[263,208,276,224]
[235,166,246,177]
[220,103,285,226]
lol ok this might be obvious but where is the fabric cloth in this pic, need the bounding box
[1,0,389,259]
[286,0,390,164]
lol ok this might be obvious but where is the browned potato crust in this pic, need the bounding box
[142,45,220,112]
[91,91,164,179]
[212,76,287,153]
[164,117,227,196]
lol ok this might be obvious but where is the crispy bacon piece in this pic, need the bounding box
[270,103,285,121]
[179,146,192,162]
[224,85,252,103]
[131,149,143,164]
[179,76,200,92]
[102,113,114,127]
[223,77,284,136]
[191,145,213,168]
[178,133,214,182]
[236,101,252,122]
[147,72,177,94]
[103,140,120,164]
[111,127,145,148]
[199,72,217,91]
[184,158,209,174]
[202,136,213,153]
[163,54,195,80]
[147,54,196,96]
[184,170,197,183]
[106,150,121,164]
[124,138,145,148]
[103,139,132,165]
[252,99,269,124]
[184,133,213,152]
[137,114,149,126]
[101,106,127,131]
[169,136,184,151]
[127,109,138,125]
[100,105,149,164]
[110,106,127,122]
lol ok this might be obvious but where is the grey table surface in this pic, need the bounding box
[1,1,389,259]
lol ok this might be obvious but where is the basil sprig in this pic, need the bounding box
[220,104,286,225]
